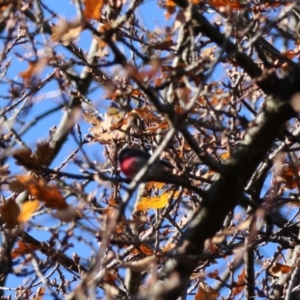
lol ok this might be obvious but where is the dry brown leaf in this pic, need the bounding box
[17,175,68,210]
[8,179,26,193]
[208,270,219,279]
[119,256,156,272]
[129,107,160,123]
[201,170,216,180]
[13,148,37,167]
[84,0,106,20]
[0,4,9,12]
[209,0,241,9]
[280,49,300,60]
[17,200,40,223]
[33,287,45,300]
[131,89,143,98]
[19,58,48,82]
[146,120,170,132]
[195,282,219,300]
[96,22,111,49]
[269,262,292,277]
[35,141,54,166]
[11,241,40,259]
[131,244,154,256]
[232,268,245,296]
[88,109,129,144]
[51,19,83,45]
[152,39,174,51]
[0,199,20,229]
[201,47,215,62]
[109,118,129,131]
[161,243,176,253]
[103,207,123,233]
[139,244,154,256]
[190,273,206,281]
[103,270,119,299]
[83,111,103,126]
[165,0,176,20]
[275,167,298,190]
[14,142,53,168]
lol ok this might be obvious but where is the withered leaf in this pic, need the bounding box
[35,141,54,166]
[18,200,40,223]
[0,199,20,229]
[11,241,41,259]
[51,19,83,45]
[19,58,48,82]
[232,268,245,296]
[84,0,107,20]
[195,282,219,300]
[17,175,68,210]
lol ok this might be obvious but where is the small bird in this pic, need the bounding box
[118,148,172,179]
[118,148,206,197]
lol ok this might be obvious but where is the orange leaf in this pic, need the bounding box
[209,0,241,9]
[16,175,68,209]
[11,241,40,259]
[0,199,20,229]
[208,270,219,279]
[277,167,297,190]
[269,262,292,277]
[84,0,106,20]
[144,182,166,191]
[232,268,245,296]
[220,152,230,160]
[154,182,166,189]
[165,0,176,20]
[17,200,40,223]
[280,49,300,60]
[96,22,111,49]
[33,287,45,300]
[195,282,219,300]
[0,5,9,12]
[19,58,48,82]
[162,243,175,253]
[139,244,154,256]
[136,193,170,211]
[131,89,143,98]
